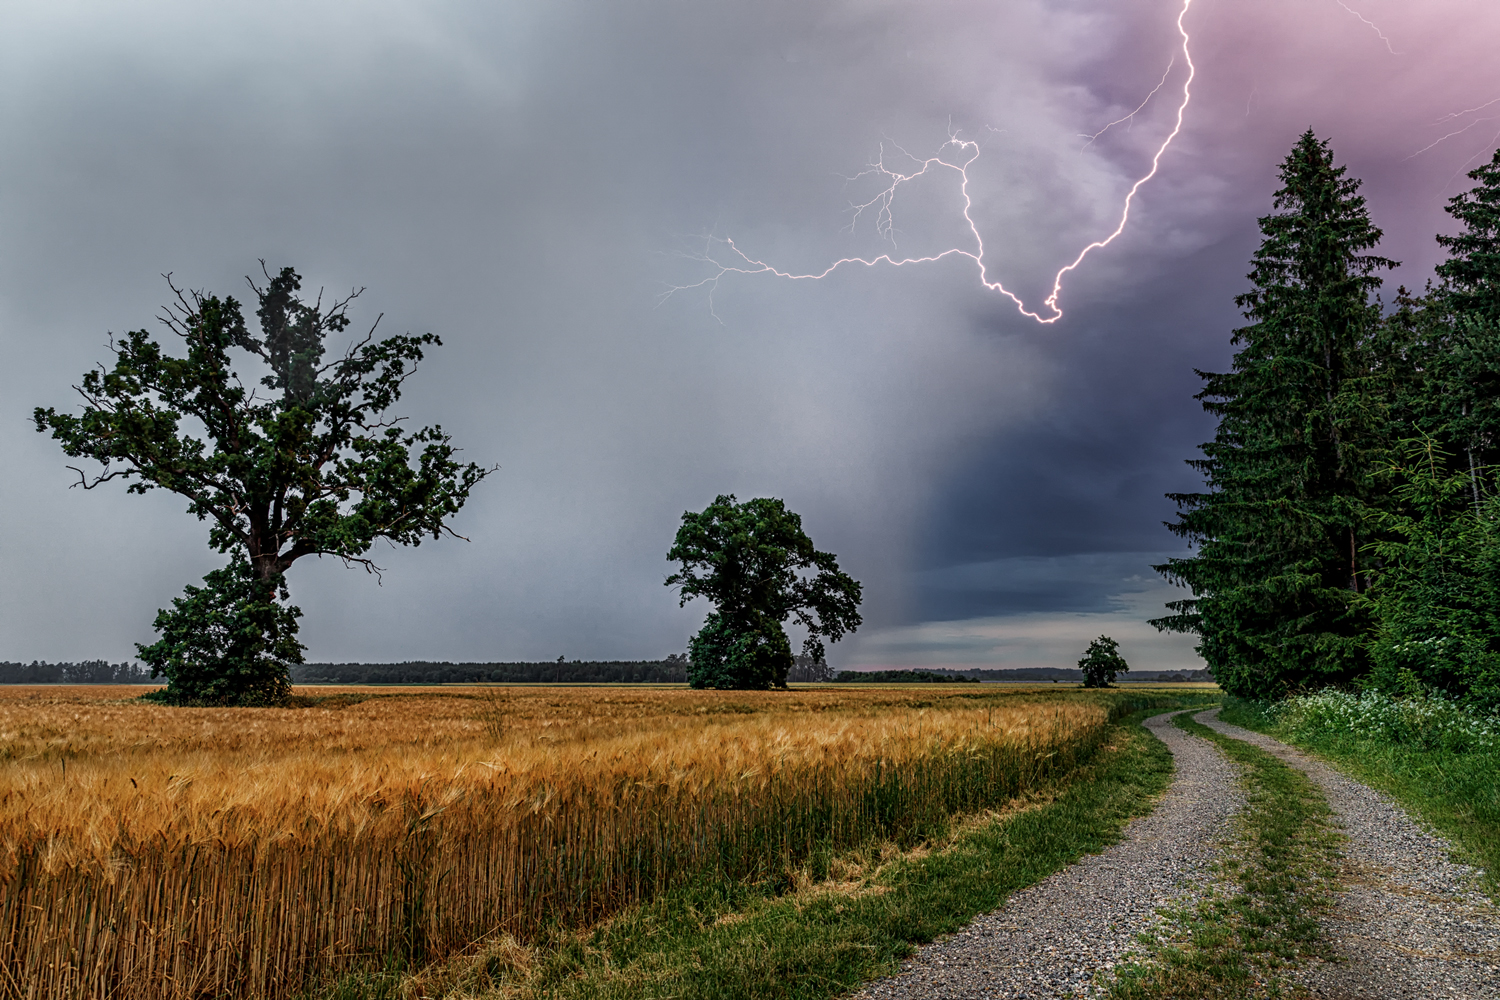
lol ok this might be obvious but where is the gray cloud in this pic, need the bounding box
[0,0,1494,668]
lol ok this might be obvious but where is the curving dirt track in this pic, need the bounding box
[1197,708,1500,1000]
[852,707,1500,999]
[853,710,1242,999]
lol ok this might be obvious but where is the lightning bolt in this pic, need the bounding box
[1406,112,1500,161]
[1332,1,1399,55]
[1406,97,1500,183]
[663,0,1197,326]
[1435,96,1500,126]
[1081,55,1175,150]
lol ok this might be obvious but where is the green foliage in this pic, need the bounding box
[1374,151,1500,505]
[1357,440,1500,711]
[1221,692,1500,901]
[685,611,793,690]
[138,559,304,705]
[1155,131,1397,699]
[35,265,490,705]
[1437,147,1500,330]
[1078,635,1129,688]
[667,495,862,690]
[1163,144,1500,709]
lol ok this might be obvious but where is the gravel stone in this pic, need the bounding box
[851,711,1242,999]
[1196,708,1500,999]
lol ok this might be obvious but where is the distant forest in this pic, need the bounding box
[0,661,152,684]
[0,660,1212,685]
[292,659,691,685]
[836,667,1213,683]
[836,670,979,683]
[291,655,848,685]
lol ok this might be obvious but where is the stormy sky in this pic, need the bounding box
[1,0,1495,670]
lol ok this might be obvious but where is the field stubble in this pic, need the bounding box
[0,685,1112,999]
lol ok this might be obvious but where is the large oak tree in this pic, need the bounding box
[36,265,491,703]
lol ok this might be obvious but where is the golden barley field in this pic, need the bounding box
[0,684,1116,999]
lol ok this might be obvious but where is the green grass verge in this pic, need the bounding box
[1104,710,1342,1000]
[311,695,1216,1000]
[1219,697,1500,900]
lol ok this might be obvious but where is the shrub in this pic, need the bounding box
[137,560,303,705]
[1272,688,1500,754]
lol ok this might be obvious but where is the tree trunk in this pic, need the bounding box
[1469,442,1482,510]
[1349,526,1359,593]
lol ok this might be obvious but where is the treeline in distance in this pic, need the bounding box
[293,659,691,685]
[0,661,152,684]
[835,670,979,684]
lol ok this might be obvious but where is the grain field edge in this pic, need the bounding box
[310,699,1210,1000]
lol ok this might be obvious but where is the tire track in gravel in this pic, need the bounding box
[852,710,1242,1000]
[1195,708,1500,999]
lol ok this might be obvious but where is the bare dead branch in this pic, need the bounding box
[73,383,117,413]
[337,554,386,583]
[66,465,131,490]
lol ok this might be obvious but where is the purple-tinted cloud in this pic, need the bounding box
[0,0,1492,668]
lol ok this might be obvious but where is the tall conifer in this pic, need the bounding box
[1371,150,1500,507]
[1349,149,1500,711]
[1154,131,1397,698]
[1432,148,1500,494]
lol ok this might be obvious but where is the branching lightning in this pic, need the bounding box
[1333,0,1399,55]
[1406,110,1500,161]
[1081,56,1175,149]
[1435,96,1500,126]
[1407,98,1500,191]
[663,0,1197,326]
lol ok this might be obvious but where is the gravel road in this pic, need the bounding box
[1196,709,1500,1000]
[852,711,1242,999]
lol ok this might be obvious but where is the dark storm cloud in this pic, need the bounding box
[0,0,1493,668]
[914,552,1176,621]
[922,233,1254,563]
[881,0,1500,663]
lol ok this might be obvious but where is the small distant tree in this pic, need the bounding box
[34,264,492,705]
[1079,635,1129,688]
[667,495,862,690]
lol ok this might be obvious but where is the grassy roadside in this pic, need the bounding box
[313,695,1214,1000]
[1104,710,1342,1000]
[1219,696,1500,900]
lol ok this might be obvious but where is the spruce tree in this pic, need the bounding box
[1359,440,1500,712]
[1154,132,1397,698]
[1351,149,1500,710]
[1432,147,1500,496]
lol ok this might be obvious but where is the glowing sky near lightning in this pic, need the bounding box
[668,0,1199,325]
[0,0,1497,669]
